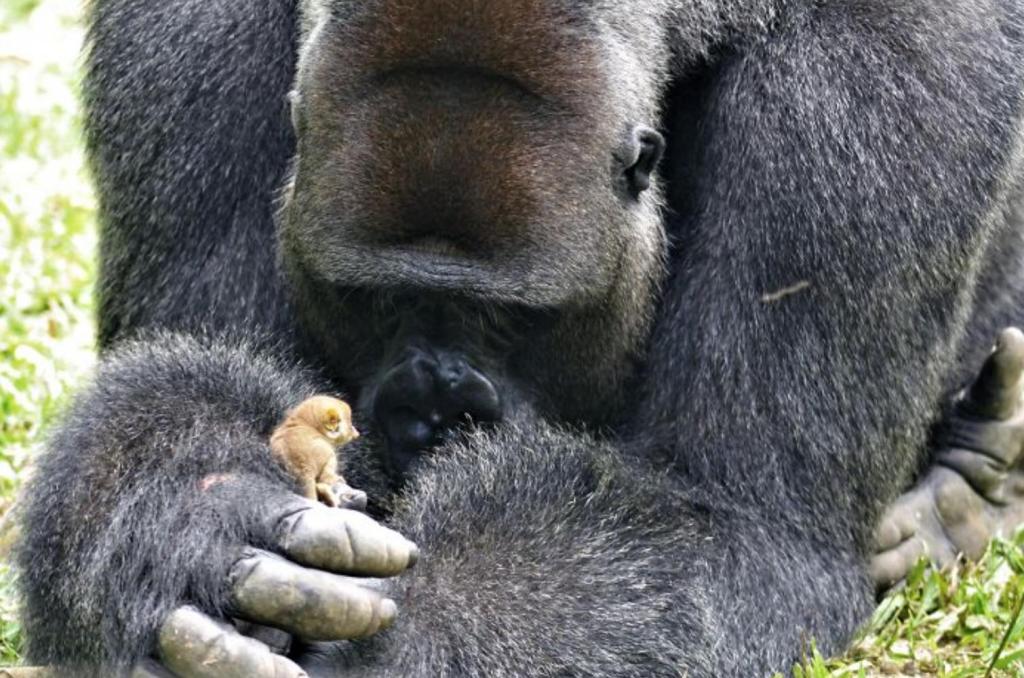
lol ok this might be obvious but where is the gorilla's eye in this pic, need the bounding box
[618,125,666,200]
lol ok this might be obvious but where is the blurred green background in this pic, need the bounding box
[1,0,97,664]
[0,1,1022,675]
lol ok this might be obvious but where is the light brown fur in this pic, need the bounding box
[270,395,360,507]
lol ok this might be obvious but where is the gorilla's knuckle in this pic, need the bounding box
[197,629,240,667]
[273,505,315,550]
[228,548,267,587]
[328,518,355,569]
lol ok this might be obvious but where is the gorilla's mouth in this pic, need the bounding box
[375,244,494,289]
[291,234,543,307]
[373,62,548,108]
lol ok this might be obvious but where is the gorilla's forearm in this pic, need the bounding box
[705,506,874,675]
[316,422,869,678]
[317,421,715,677]
[16,332,317,670]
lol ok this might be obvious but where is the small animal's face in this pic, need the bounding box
[320,402,359,442]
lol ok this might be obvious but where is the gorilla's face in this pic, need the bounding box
[279,0,672,433]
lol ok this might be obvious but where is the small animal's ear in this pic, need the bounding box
[616,125,665,200]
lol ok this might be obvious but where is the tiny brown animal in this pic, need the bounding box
[270,395,363,508]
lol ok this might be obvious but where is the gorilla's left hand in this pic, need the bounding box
[153,490,418,678]
[872,328,1024,591]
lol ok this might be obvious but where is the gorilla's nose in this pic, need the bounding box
[372,346,502,482]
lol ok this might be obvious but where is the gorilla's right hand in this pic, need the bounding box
[15,334,415,676]
[154,486,417,678]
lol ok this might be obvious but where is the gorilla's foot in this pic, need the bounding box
[872,328,1024,591]
[372,345,502,481]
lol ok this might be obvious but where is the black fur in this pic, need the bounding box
[16,0,1024,676]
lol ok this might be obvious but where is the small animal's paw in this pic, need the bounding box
[316,482,339,508]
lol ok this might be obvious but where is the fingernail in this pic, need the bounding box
[381,598,398,628]
[406,541,420,568]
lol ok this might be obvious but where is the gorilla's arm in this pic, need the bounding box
[633,3,1024,667]
[647,3,1023,556]
[290,420,866,678]
[16,333,417,675]
[84,0,296,346]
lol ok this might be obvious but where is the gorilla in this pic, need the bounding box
[15,0,1024,676]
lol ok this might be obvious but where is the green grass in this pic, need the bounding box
[783,532,1024,677]
[1,2,1023,675]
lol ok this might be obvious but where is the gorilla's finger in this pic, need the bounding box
[229,549,398,640]
[940,422,1024,478]
[963,327,1024,421]
[870,522,964,592]
[273,499,418,576]
[158,606,307,678]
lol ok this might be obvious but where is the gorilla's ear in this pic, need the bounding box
[618,125,665,199]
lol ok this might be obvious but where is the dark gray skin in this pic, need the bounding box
[15,0,1024,676]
